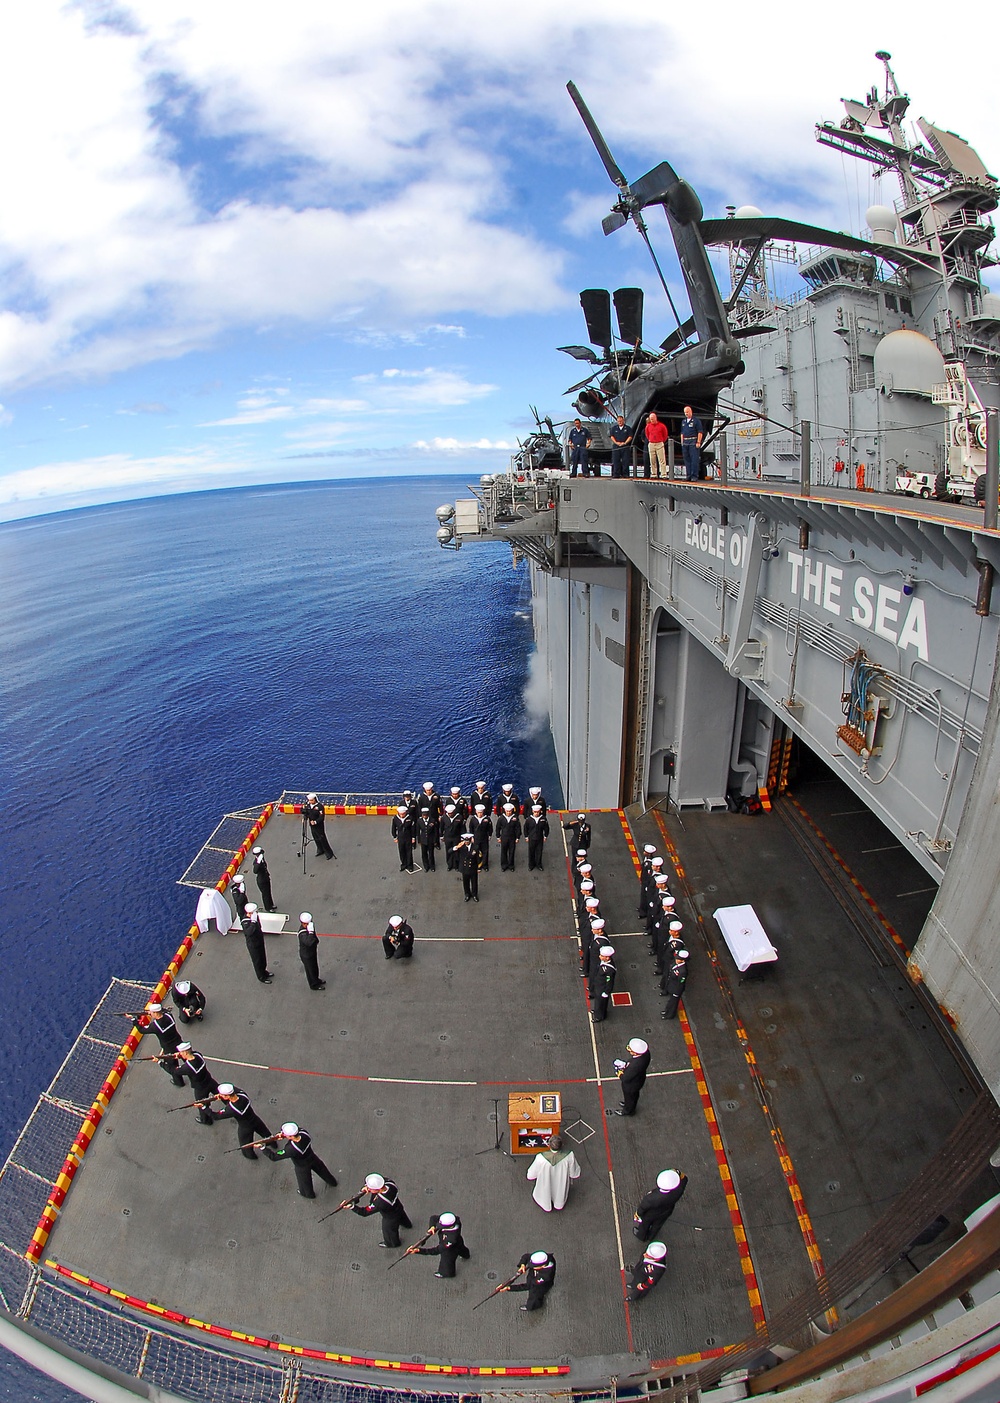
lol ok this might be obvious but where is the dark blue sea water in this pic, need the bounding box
[0,476,560,1399]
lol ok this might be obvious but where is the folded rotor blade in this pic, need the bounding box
[564,371,602,394]
[566,81,628,190]
[602,210,628,236]
[557,344,601,363]
[629,161,677,208]
[580,288,613,351]
[613,288,643,347]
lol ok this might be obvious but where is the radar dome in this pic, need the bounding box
[977,292,1000,320]
[865,204,897,244]
[874,329,945,397]
[734,205,763,220]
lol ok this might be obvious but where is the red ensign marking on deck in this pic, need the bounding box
[621,811,767,1335]
[651,809,838,1330]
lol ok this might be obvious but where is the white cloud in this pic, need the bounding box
[412,437,513,452]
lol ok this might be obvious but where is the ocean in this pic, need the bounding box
[0,475,561,1399]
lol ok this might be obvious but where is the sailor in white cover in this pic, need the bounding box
[526,1134,581,1212]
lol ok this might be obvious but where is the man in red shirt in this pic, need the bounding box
[644,412,669,478]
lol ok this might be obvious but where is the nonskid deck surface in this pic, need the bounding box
[46,802,973,1370]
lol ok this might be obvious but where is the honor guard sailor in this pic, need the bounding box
[273,1123,338,1199]
[508,1250,556,1311]
[626,1241,668,1301]
[175,1044,219,1123]
[590,944,616,1023]
[211,1084,276,1160]
[353,1173,412,1246]
[633,1170,688,1240]
[297,913,326,990]
[303,793,335,860]
[230,872,249,922]
[416,1212,471,1277]
[241,903,273,983]
[391,805,416,873]
[523,805,549,870]
[497,804,521,871]
[612,1038,650,1116]
[142,1002,185,1086]
[251,847,276,913]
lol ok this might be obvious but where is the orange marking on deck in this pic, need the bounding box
[619,811,767,1333]
[653,808,838,1328]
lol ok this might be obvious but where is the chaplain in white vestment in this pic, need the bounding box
[526,1135,581,1212]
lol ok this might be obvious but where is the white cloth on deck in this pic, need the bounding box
[526,1148,581,1212]
[195,887,233,933]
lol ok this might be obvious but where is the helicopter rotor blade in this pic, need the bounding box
[602,210,628,237]
[566,81,629,190]
[563,371,603,394]
[631,214,684,333]
[629,161,677,208]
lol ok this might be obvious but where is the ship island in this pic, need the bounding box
[3,51,1000,1403]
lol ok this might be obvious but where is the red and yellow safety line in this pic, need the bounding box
[620,811,766,1338]
[785,795,910,958]
[280,803,394,816]
[652,810,837,1329]
[678,1008,766,1333]
[44,1261,567,1377]
[25,805,274,1264]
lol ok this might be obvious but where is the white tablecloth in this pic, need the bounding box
[712,904,778,972]
[195,887,233,933]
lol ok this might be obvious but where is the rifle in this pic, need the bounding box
[114,1010,147,1020]
[167,1099,214,1114]
[225,1133,283,1156]
[138,1053,176,1063]
[387,1225,436,1271]
[472,1264,526,1310]
[318,1190,366,1224]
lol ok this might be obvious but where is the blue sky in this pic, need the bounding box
[1,0,997,519]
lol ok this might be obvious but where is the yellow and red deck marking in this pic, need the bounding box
[652,810,837,1329]
[44,1262,567,1377]
[786,795,910,958]
[26,806,275,1263]
[620,811,766,1337]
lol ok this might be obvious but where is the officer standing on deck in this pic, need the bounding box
[455,832,480,903]
[633,1169,688,1240]
[251,847,276,913]
[508,1250,556,1310]
[297,912,326,990]
[383,915,414,959]
[175,1043,219,1123]
[303,793,335,860]
[211,1084,277,1160]
[563,813,592,852]
[241,903,273,983]
[416,1212,471,1277]
[610,414,633,478]
[590,944,616,1023]
[353,1173,412,1246]
[626,1242,668,1301]
[568,418,592,478]
[612,1038,651,1116]
[273,1123,338,1198]
[170,979,206,1023]
[680,405,704,480]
